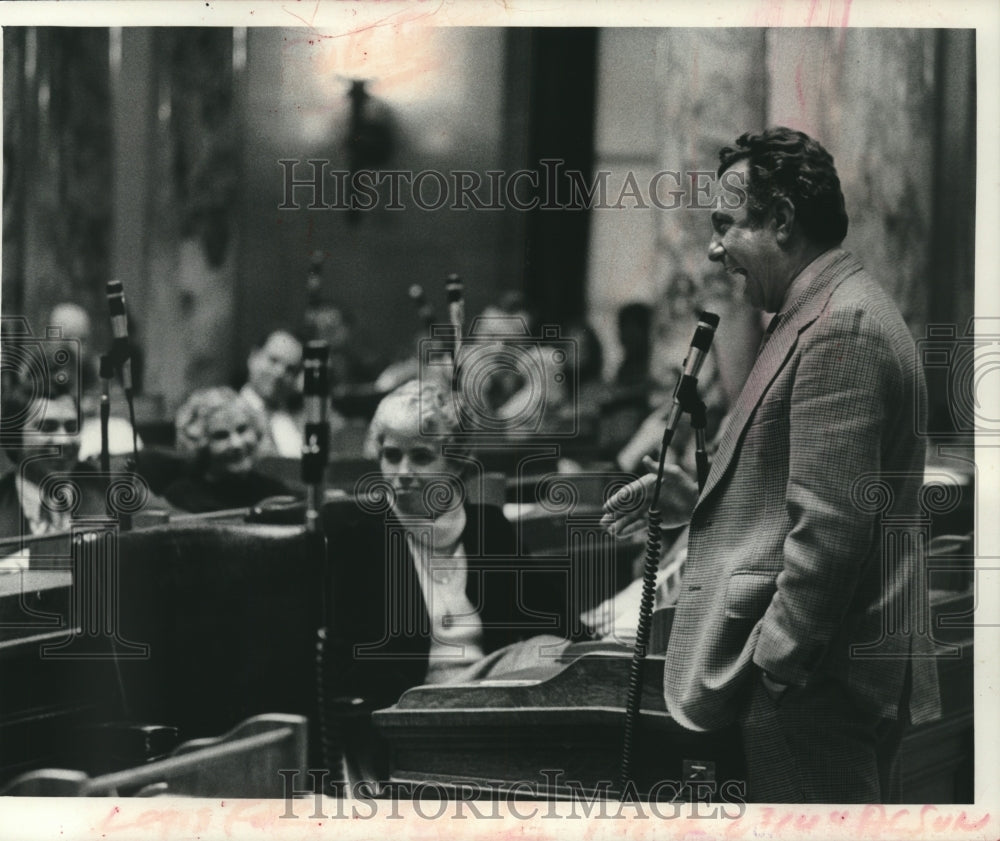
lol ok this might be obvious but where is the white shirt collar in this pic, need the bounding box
[14,474,68,534]
[14,474,43,525]
[393,502,467,557]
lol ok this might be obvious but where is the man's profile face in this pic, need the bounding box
[20,394,81,482]
[707,160,785,313]
[247,332,303,407]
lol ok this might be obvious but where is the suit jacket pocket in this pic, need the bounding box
[724,572,776,620]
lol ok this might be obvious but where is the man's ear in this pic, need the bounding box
[771,196,796,244]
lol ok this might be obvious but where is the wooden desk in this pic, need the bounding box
[374,645,742,798]
[373,589,975,802]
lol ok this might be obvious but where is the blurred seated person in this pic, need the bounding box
[490,318,609,443]
[239,330,305,458]
[45,302,142,461]
[616,274,728,474]
[560,320,607,405]
[162,387,295,513]
[615,301,653,389]
[328,380,572,709]
[537,320,608,445]
[307,300,380,388]
[597,302,655,456]
[240,329,345,458]
[477,290,538,414]
[0,379,110,559]
[372,289,537,399]
[372,331,421,394]
[47,303,98,397]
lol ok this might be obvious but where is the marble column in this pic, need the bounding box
[766,28,938,336]
[655,29,767,406]
[18,28,113,338]
[144,29,239,412]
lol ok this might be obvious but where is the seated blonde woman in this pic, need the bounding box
[327,380,571,709]
[163,387,294,513]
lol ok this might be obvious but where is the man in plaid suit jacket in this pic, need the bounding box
[605,128,940,802]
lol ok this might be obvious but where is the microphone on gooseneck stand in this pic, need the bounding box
[445,274,464,360]
[106,280,132,393]
[301,341,330,534]
[662,311,721,438]
[618,310,720,798]
[106,280,139,461]
[303,339,354,793]
[665,310,720,490]
[98,354,113,475]
[445,275,465,400]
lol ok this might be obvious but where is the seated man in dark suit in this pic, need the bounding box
[0,379,98,546]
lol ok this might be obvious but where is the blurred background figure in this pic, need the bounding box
[239,329,346,455]
[44,302,143,462]
[616,273,727,474]
[477,290,539,416]
[307,300,380,389]
[0,379,85,538]
[563,320,605,404]
[47,303,97,396]
[548,319,607,443]
[614,302,652,390]
[595,302,654,457]
[239,329,307,458]
[163,387,294,513]
[372,331,422,394]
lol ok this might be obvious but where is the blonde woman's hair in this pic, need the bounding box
[175,386,265,458]
[365,380,471,469]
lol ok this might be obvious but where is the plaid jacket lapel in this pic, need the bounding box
[694,250,864,509]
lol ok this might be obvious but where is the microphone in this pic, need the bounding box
[619,309,719,792]
[663,310,720,434]
[98,354,113,473]
[409,284,436,332]
[106,280,133,393]
[301,341,330,533]
[445,274,464,358]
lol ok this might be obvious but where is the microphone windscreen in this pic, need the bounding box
[699,310,720,329]
[107,280,126,316]
[445,274,463,303]
[691,311,720,352]
[303,341,329,397]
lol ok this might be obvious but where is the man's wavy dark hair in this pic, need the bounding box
[0,372,77,463]
[718,127,849,247]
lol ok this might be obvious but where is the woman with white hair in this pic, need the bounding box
[163,387,293,513]
[329,379,568,708]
